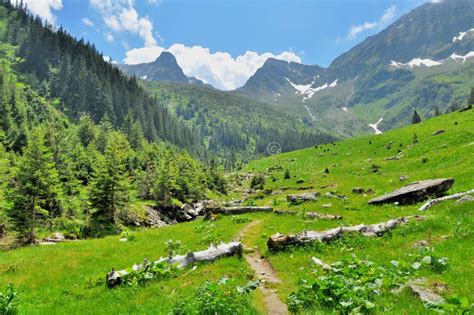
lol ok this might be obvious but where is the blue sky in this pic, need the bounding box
[24,0,432,90]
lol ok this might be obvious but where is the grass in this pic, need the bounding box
[240,108,474,312]
[0,216,254,314]
[1,109,473,314]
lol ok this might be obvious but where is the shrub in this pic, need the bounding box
[250,174,265,190]
[284,169,291,179]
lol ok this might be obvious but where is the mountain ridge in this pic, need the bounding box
[118,51,206,86]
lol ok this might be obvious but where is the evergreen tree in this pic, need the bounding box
[155,152,174,207]
[89,132,131,225]
[7,128,61,243]
[411,110,422,124]
[434,106,441,117]
[469,87,474,106]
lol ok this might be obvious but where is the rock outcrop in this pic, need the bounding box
[368,178,454,205]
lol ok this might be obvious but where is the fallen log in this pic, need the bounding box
[267,216,422,250]
[273,210,298,215]
[273,210,342,220]
[214,206,273,215]
[418,189,474,211]
[106,241,242,287]
[305,212,342,220]
[368,178,454,205]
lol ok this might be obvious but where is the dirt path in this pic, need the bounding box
[236,221,288,315]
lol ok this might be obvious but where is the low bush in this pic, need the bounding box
[0,284,18,314]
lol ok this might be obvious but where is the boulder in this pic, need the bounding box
[368,178,454,205]
[145,207,172,227]
[287,192,320,204]
[432,130,445,136]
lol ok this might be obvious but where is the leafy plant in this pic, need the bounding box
[412,247,448,273]
[0,284,18,315]
[172,277,259,315]
[165,239,181,259]
[121,261,180,287]
[288,256,411,314]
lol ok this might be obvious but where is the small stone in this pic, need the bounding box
[432,130,445,136]
[352,187,365,194]
[457,195,474,204]
[399,175,409,182]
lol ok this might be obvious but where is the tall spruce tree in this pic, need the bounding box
[89,132,131,225]
[7,127,62,243]
[411,110,422,124]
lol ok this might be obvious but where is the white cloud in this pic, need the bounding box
[82,17,94,27]
[90,0,157,47]
[347,5,396,39]
[124,44,301,90]
[23,0,63,24]
[105,33,114,43]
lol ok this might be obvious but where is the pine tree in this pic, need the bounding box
[434,106,441,117]
[411,110,422,124]
[469,87,474,106]
[7,127,61,243]
[89,132,131,225]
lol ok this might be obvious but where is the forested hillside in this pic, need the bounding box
[0,1,202,154]
[142,81,337,167]
[0,43,227,245]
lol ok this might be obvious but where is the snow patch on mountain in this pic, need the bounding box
[286,78,339,102]
[390,58,441,68]
[390,51,474,69]
[450,52,474,63]
[140,75,148,80]
[453,29,474,42]
[342,107,348,112]
[369,117,383,135]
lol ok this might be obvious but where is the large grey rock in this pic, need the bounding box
[368,178,454,205]
[287,192,320,204]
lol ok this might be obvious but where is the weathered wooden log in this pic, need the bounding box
[273,210,342,220]
[418,189,474,211]
[212,206,273,215]
[273,210,298,215]
[106,241,242,287]
[305,212,342,220]
[267,216,422,250]
[287,192,320,203]
[368,178,454,205]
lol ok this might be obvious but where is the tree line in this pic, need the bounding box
[0,64,226,244]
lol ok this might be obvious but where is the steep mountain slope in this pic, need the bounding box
[0,1,202,154]
[118,52,205,86]
[236,0,474,136]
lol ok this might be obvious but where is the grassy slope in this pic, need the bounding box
[242,109,474,312]
[0,216,258,314]
[1,109,473,314]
